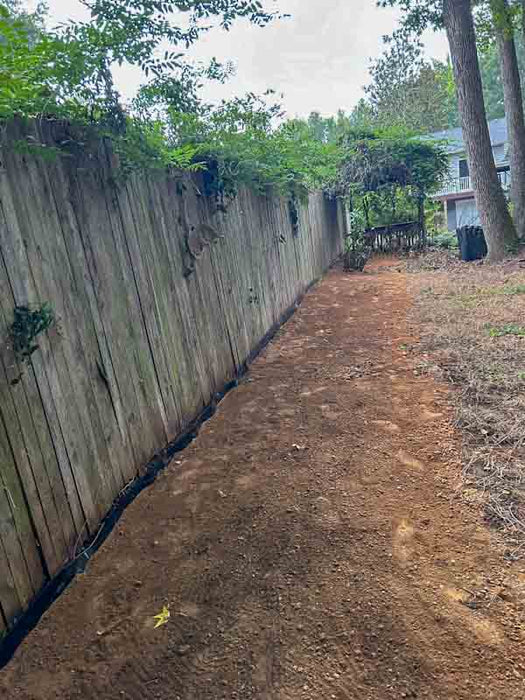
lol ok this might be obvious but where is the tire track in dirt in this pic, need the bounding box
[1,259,525,699]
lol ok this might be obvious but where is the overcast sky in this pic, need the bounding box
[39,0,449,118]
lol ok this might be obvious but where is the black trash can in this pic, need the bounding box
[456,225,487,262]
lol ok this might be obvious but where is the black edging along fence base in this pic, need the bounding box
[0,273,323,670]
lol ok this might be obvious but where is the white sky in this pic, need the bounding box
[35,0,449,118]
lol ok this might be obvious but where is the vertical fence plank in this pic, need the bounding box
[145,177,203,426]
[0,205,73,577]
[154,180,218,416]
[42,143,133,494]
[116,176,180,440]
[0,148,111,529]
[0,413,43,604]
[0,535,23,632]
[97,168,168,460]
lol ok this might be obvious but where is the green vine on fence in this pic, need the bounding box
[288,193,300,237]
[9,302,55,384]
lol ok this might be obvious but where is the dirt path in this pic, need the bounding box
[2,260,525,699]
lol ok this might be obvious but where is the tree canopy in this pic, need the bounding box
[358,2,525,135]
[0,0,282,123]
[364,36,457,133]
[0,0,450,229]
[0,0,345,199]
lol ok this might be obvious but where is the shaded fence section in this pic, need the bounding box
[0,120,344,633]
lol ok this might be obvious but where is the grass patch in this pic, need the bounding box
[447,284,525,310]
[409,255,525,558]
[502,284,525,296]
[474,283,525,297]
[485,323,525,338]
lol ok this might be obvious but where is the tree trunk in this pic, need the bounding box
[443,0,517,261]
[492,0,525,240]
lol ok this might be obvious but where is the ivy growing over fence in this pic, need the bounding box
[9,302,55,384]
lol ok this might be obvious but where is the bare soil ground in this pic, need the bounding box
[2,259,525,700]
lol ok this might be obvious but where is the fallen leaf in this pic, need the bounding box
[153,605,170,629]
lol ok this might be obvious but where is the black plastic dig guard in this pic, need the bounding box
[0,273,323,669]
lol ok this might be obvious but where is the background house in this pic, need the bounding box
[430,117,510,231]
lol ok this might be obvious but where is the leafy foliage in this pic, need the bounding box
[364,36,457,133]
[374,0,525,131]
[10,302,54,361]
[377,0,443,32]
[431,230,459,250]
[0,1,342,198]
[136,93,343,198]
[9,302,55,384]
[334,126,448,229]
[338,127,448,193]
[343,209,371,271]
[301,110,353,144]
[0,0,451,214]
[0,0,264,123]
[486,322,525,337]
[477,21,525,121]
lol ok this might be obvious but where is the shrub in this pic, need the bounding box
[431,230,458,250]
[343,209,371,272]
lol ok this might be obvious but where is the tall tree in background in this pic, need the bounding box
[380,0,518,260]
[365,36,456,132]
[349,99,377,130]
[364,20,525,130]
[303,110,352,143]
[444,0,517,258]
[488,0,525,238]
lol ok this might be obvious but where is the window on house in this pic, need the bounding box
[459,159,469,178]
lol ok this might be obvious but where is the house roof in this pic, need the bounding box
[427,117,508,153]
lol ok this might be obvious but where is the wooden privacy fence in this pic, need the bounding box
[0,119,344,634]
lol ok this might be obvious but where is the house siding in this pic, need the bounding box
[493,143,507,167]
[444,143,507,183]
[456,198,480,227]
[430,118,509,233]
[447,200,457,230]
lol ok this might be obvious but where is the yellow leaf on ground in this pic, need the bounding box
[153,605,170,629]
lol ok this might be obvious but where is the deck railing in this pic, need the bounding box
[434,169,511,197]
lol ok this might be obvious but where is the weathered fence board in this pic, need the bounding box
[0,119,343,632]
